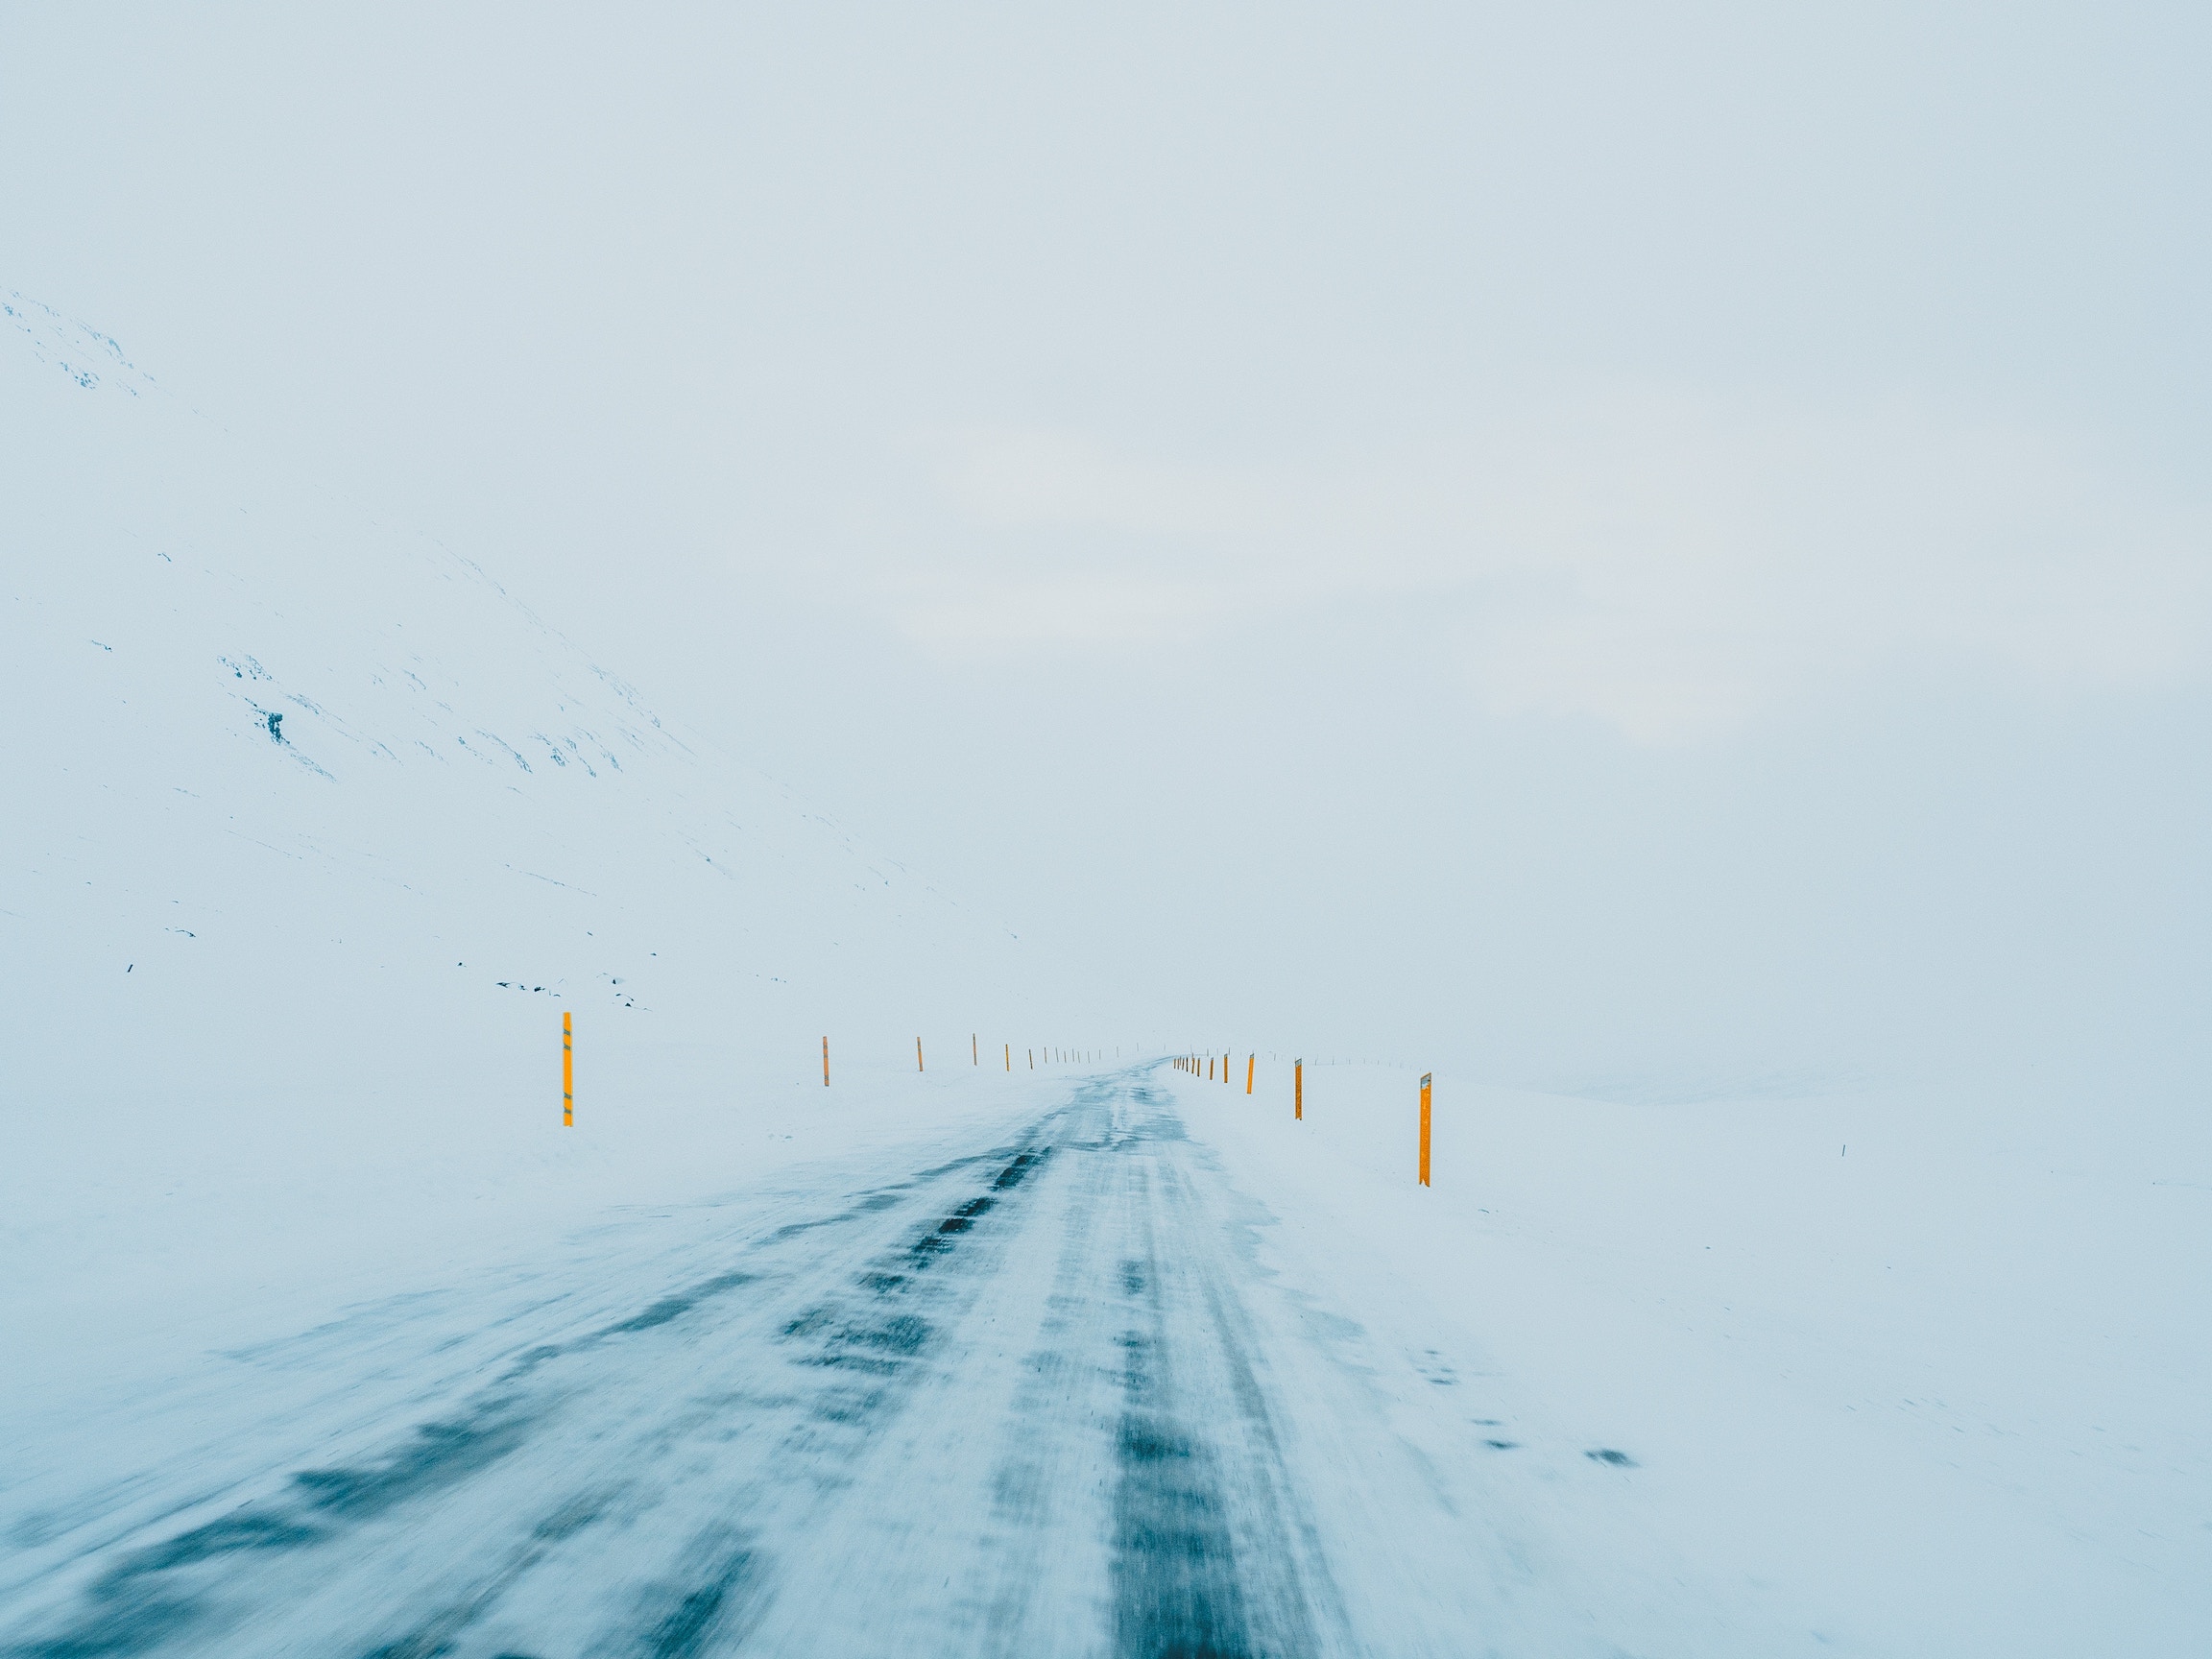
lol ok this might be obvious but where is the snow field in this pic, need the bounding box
[9,287,2209,1653]
[1165,1057,2212,1656]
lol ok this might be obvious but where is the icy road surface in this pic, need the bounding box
[2,1069,1551,1659]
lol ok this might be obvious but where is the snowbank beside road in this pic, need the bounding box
[1168,1058,2212,1655]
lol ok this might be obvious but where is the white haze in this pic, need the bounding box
[4,2,2208,1113]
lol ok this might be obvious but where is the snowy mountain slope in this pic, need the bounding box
[1,291,1046,1107]
[5,292,2208,1658]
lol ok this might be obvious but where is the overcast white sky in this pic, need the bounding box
[7,3,2208,1100]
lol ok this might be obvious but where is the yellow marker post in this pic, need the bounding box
[1246,1054,1254,1094]
[1419,1072,1432,1187]
[823,1035,830,1087]
[563,1011,573,1126]
[1005,1043,1011,1071]
[1294,1059,1303,1120]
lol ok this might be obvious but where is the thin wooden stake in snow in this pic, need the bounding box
[917,1037,925,1072]
[563,1011,573,1127]
[822,1035,830,1087]
[1294,1059,1302,1120]
[1419,1072,1432,1188]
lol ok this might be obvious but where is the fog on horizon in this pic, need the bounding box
[7,2,2207,1115]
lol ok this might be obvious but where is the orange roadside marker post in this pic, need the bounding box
[563,1011,573,1126]
[823,1035,830,1087]
[1419,1071,1432,1187]
[1246,1054,1254,1094]
[1294,1059,1303,1120]
[1004,1043,1011,1071]
[917,1037,926,1072]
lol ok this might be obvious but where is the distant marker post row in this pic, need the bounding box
[1169,1046,1431,1187]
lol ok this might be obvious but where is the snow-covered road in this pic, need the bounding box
[4,1067,1512,1658]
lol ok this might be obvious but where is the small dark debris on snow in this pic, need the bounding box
[1586,1448,1638,1467]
